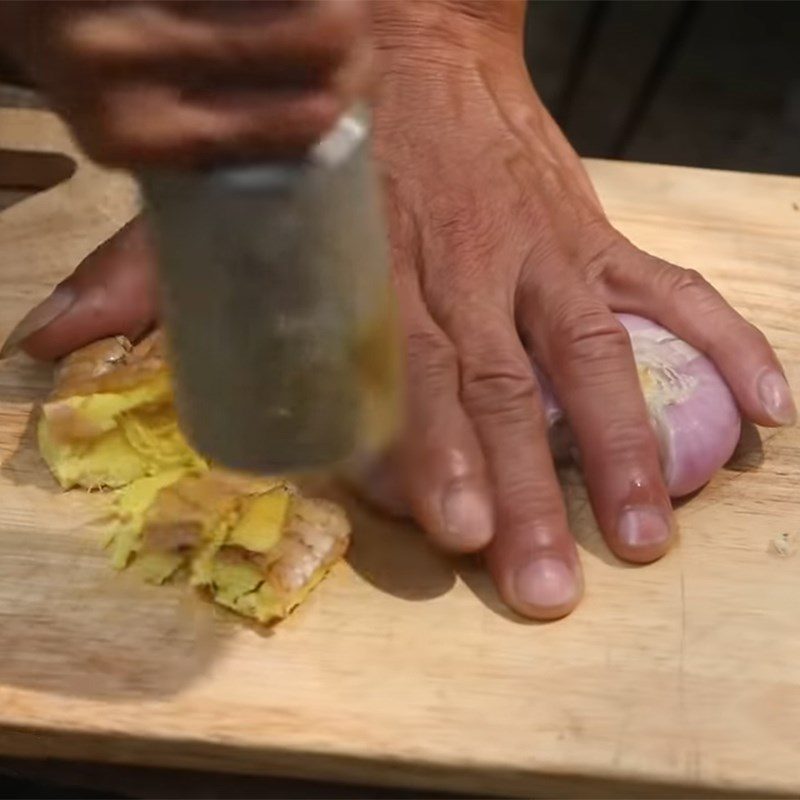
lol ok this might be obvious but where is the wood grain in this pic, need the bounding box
[1,109,799,798]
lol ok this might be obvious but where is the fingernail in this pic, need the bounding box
[618,506,672,550]
[441,483,493,551]
[513,556,578,613]
[757,369,797,426]
[0,285,76,359]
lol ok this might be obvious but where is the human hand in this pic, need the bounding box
[0,0,370,166]
[357,3,794,618]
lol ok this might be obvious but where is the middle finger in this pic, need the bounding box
[444,303,583,620]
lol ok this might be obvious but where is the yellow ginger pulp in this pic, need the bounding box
[38,333,351,625]
[38,370,204,489]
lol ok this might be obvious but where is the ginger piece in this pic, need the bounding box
[199,492,351,623]
[39,332,352,625]
[107,467,195,571]
[112,470,350,623]
[38,332,205,489]
[127,469,284,582]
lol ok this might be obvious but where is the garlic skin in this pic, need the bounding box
[536,314,742,498]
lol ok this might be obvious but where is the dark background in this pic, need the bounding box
[524,0,800,174]
[1,0,799,798]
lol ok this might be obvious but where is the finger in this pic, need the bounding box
[650,258,795,426]
[15,217,157,360]
[598,242,796,427]
[180,31,374,123]
[523,281,674,564]
[68,81,347,166]
[51,0,367,84]
[444,304,582,619]
[396,272,494,554]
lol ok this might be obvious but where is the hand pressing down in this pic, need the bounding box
[356,41,795,619]
[3,4,796,622]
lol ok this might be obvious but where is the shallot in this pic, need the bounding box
[536,313,741,497]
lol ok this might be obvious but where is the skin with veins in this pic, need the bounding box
[38,333,352,625]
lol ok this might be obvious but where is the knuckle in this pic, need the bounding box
[661,265,727,324]
[83,112,191,167]
[580,230,628,287]
[593,417,658,461]
[667,266,713,299]
[660,264,759,353]
[405,329,456,387]
[499,501,566,546]
[299,91,343,137]
[55,14,138,68]
[549,300,630,365]
[54,19,101,60]
[195,32,248,71]
[742,319,772,351]
[254,92,342,152]
[525,520,573,553]
[461,359,542,424]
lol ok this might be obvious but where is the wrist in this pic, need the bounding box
[372,1,525,73]
[371,2,539,147]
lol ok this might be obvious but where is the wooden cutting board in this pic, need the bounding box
[1,108,799,799]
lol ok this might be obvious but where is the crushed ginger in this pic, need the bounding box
[38,332,351,624]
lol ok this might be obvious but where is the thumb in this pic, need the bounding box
[1,216,158,361]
